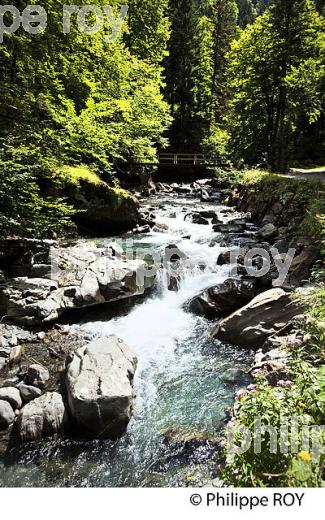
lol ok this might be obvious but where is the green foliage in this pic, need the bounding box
[0,0,171,166]
[165,0,238,151]
[232,169,325,242]
[227,0,325,171]
[202,125,231,164]
[223,379,325,487]
[127,0,170,66]
[0,144,76,238]
[222,175,325,486]
[0,0,171,237]
[237,0,255,28]
[222,337,325,487]
[58,166,105,187]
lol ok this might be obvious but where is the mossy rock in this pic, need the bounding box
[51,166,140,235]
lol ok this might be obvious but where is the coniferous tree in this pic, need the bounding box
[165,0,237,151]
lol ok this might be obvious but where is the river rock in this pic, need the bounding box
[188,279,256,319]
[210,278,257,315]
[257,223,278,240]
[0,345,10,359]
[221,368,249,385]
[168,274,180,292]
[0,387,22,410]
[213,223,245,234]
[66,336,137,439]
[201,189,211,202]
[287,246,319,286]
[163,426,216,447]
[199,210,218,219]
[0,242,156,325]
[134,224,151,234]
[165,244,187,263]
[1,377,20,388]
[211,288,302,348]
[9,345,24,365]
[174,185,192,194]
[18,383,43,403]
[153,223,169,233]
[13,392,67,442]
[188,296,218,319]
[190,214,209,225]
[70,184,140,234]
[25,364,49,389]
[0,400,15,430]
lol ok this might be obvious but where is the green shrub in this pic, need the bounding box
[0,145,76,238]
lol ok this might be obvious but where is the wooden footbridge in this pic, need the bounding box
[158,153,206,166]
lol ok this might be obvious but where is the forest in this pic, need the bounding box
[0,0,324,237]
[0,0,325,491]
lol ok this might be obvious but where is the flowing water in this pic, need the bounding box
[0,188,252,487]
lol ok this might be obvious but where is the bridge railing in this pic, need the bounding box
[158,153,206,166]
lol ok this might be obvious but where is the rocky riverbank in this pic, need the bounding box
[0,173,322,487]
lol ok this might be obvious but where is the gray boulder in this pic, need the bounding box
[168,274,180,292]
[0,387,22,410]
[211,288,302,348]
[13,392,67,442]
[66,336,137,439]
[257,223,278,240]
[18,383,43,403]
[0,241,156,325]
[25,364,49,389]
[288,246,319,287]
[213,223,245,234]
[188,295,218,319]
[0,400,15,430]
[189,278,256,319]
[207,278,257,315]
[188,214,209,225]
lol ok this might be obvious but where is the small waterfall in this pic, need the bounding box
[82,197,230,366]
[0,188,252,488]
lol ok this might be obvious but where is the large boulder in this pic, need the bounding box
[60,173,140,234]
[188,278,257,319]
[257,223,278,240]
[66,336,137,439]
[18,383,42,404]
[207,278,257,315]
[13,392,67,442]
[211,288,302,348]
[0,241,156,325]
[188,296,218,319]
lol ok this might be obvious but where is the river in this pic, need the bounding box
[0,186,252,487]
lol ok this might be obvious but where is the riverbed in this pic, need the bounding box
[0,188,252,487]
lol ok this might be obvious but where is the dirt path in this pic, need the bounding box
[285,167,325,183]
